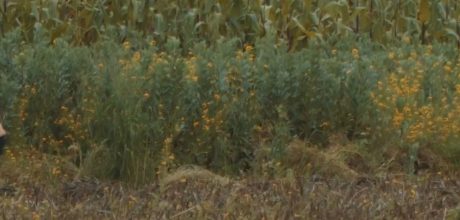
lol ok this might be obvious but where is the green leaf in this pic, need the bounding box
[444,27,460,42]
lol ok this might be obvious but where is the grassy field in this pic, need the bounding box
[1,0,460,219]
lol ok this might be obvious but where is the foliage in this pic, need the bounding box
[1,0,460,49]
[2,1,460,218]
[0,29,458,183]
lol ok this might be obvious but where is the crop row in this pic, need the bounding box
[1,0,459,48]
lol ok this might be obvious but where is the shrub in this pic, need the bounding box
[2,29,460,183]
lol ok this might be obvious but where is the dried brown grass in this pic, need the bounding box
[1,146,460,219]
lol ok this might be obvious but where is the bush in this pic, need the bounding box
[2,29,460,183]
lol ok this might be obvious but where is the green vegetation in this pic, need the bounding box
[1,0,459,47]
[1,0,460,219]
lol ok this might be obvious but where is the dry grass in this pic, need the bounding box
[1,146,460,220]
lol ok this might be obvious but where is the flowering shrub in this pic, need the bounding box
[372,45,460,166]
[1,30,460,183]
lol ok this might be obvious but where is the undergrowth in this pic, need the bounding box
[1,29,460,184]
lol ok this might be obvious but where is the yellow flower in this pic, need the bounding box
[188,74,198,82]
[244,44,254,53]
[406,123,423,142]
[123,41,131,50]
[392,110,404,127]
[132,51,141,63]
[402,36,411,44]
[443,64,452,73]
[455,84,460,94]
[388,52,395,60]
[352,48,359,59]
[164,137,173,145]
[402,105,411,115]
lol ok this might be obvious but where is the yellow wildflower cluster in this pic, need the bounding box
[236,44,256,62]
[52,105,88,145]
[194,102,223,132]
[372,49,460,144]
[132,51,141,63]
[122,41,131,50]
[185,55,198,82]
[352,48,359,59]
[5,149,16,162]
[118,45,149,73]
[153,52,169,64]
[119,50,142,72]
[244,43,255,62]
[371,72,420,112]
[388,52,396,60]
[18,82,96,153]
[147,51,169,72]
[387,71,421,97]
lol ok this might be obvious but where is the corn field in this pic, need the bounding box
[1,0,460,48]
